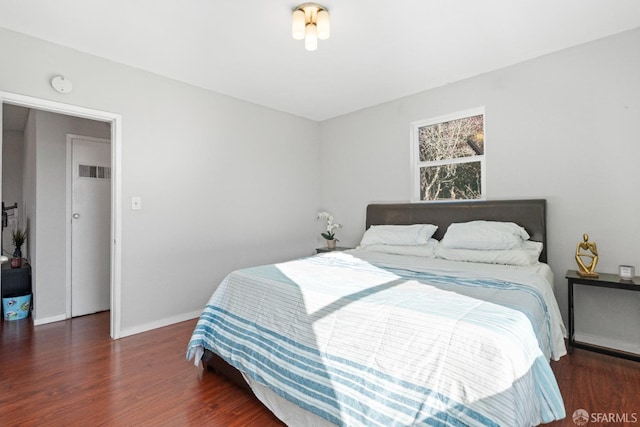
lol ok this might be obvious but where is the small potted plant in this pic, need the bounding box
[11,228,27,268]
[317,211,342,249]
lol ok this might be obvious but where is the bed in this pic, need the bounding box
[187,199,567,426]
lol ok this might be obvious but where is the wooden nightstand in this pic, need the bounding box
[316,247,352,254]
[566,269,640,361]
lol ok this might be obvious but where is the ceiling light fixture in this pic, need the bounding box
[292,3,330,51]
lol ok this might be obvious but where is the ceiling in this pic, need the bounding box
[1,1,640,122]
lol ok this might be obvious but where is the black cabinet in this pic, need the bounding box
[1,263,31,317]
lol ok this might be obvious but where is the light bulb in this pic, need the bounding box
[292,9,305,40]
[305,23,318,51]
[317,9,330,40]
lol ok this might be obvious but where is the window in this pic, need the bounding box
[78,164,111,180]
[411,107,485,201]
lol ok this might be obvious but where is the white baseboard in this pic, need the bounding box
[117,309,203,339]
[31,310,202,338]
[574,332,640,354]
[33,313,67,326]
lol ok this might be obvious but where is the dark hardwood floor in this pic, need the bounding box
[549,348,640,426]
[0,312,284,427]
[1,312,638,426]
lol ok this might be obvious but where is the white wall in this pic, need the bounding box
[319,28,640,353]
[0,28,321,335]
[22,111,36,289]
[1,129,24,253]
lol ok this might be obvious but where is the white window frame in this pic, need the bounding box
[410,107,486,202]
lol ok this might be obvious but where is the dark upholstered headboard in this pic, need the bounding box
[366,199,547,263]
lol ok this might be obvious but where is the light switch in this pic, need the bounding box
[131,196,142,210]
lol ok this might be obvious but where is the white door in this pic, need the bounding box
[70,136,111,317]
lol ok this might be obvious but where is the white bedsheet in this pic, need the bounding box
[347,249,566,359]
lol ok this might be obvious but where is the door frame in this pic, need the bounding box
[66,134,112,318]
[0,90,123,339]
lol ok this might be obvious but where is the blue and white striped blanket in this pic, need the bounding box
[187,251,566,426]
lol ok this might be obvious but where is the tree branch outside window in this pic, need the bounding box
[411,109,485,201]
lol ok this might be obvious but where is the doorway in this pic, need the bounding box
[0,91,123,339]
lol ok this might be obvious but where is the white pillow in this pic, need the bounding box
[360,224,438,246]
[357,239,438,257]
[440,220,530,250]
[435,241,543,266]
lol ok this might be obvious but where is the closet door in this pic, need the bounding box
[70,135,111,317]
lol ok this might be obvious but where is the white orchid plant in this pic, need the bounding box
[317,211,342,241]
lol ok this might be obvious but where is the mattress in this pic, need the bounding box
[188,249,566,426]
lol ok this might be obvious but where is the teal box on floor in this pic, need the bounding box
[3,294,31,320]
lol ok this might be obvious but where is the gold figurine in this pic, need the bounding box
[575,233,599,278]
